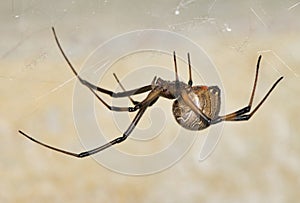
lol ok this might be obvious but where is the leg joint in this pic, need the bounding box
[115,136,127,144]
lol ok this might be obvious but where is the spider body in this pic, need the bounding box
[173,85,220,131]
[18,27,283,158]
[147,77,221,131]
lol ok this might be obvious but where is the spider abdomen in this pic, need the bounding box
[172,86,221,131]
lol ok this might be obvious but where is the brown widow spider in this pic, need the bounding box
[19,27,283,158]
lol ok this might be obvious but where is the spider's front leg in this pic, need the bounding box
[52,26,152,113]
[87,73,159,112]
[77,89,162,157]
[79,77,152,99]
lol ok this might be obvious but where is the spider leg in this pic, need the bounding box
[51,27,152,99]
[173,51,180,96]
[173,52,193,87]
[51,27,151,112]
[18,90,161,158]
[187,53,193,87]
[211,55,283,123]
[113,73,139,105]
[86,85,140,112]
[215,76,283,122]
[173,51,211,126]
[81,78,152,98]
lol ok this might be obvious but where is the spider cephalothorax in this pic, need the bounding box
[19,27,283,158]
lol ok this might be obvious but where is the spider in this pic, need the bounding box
[19,27,283,158]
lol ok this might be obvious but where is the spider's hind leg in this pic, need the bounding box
[211,55,283,124]
[220,76,283,122]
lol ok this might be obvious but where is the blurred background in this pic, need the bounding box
[1,0,300,202]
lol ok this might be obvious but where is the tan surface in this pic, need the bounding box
[1,1,300,202]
